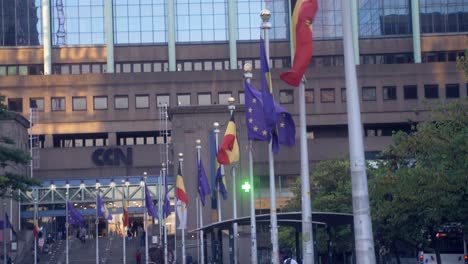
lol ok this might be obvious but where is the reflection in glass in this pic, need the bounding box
[0,0,42,46]
[420,0,468,33]
[358,0,411,37]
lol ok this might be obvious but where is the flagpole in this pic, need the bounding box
[178,153,186,264]
[195,139,205,264]
[166,104,177,264]
[244,64,258,264]
[96,188,99,264]
[159,169,163,245]
[196,196,200,264]
[66,183,69,264]
[261,9,279,264]
[162,163,168,264]
[4,201,7,264]
[122,181,127,264]
[34,191,37,264]
[227,97,239,263]
[143,177,149,264]
[342,0,377,263]
[213,122,222,222]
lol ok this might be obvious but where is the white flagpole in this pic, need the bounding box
[196,196,200,264]
[342,0,377,263]
[122,181,127,264]
[227,97,239,264]
[213,122,222,222]
[65,183,69,264]
[159,169,163,245]
[3,201,7,264]
[96,189,99,264]
[195,140,205,264]
[34,193,37,264]
[143,178,149,264]
[261,9,279,264]
[244,65,258,264]
[162,163,168,264]
[178,154,186,264]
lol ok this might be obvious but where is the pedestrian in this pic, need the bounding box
[283,248,298,264]
[140,230,145,247]
[38,237,45,253]
[135,249,142,264]
[80,226,86,244]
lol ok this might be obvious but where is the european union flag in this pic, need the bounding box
[163,173,171,219]
[215,165,228,200]
[198,159,211,206]
[67,202,84,227]
[145,184,158,219]
[260,37,277,132]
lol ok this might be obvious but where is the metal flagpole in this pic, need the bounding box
[159,169,163,245]
[162,163,168,264]
[342,0,377,263]
[122,181,127,264]
[96,188,99,264]
[178,154,186,264]
[4,201,7,264]
[213,122,222,222]
[165,104,177,264]
[196,197,200,264]
[227,97,239,263]
[18,190,21,231]
[195,140,205,264]
[261,9,279,264]
[143,177,149,264]
[66,183,69,264]
[34,192,37,264]
[244,64,258,264]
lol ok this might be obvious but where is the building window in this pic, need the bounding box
[238,92,245,105]
[341,88,346,102]
[383,86,397,100]
[420,0,468,33]
[51,97,66,111]
[218,92,232,105]
[93,96,108,110]
[177,94,191,106]
[136,95,150,109]
[30,98,44,111]
[445,84,459,98]
[358,0,411,37]
[424,84,439,99]
[7,98,23,112]
[0,0,43,46]
[72,97,87,111]
[157,94,170,107]
[198,93,211,106]
[115,95,129,109]
[362,87,376,101]
[279,90,294,104]
[305,89,314,103]
[320,88,335,103]
[403,85,418,100]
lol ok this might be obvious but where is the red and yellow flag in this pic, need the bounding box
[33,220,39,237]
[122,193,129,228]
[217,114,239,165]
[175,165,188,205]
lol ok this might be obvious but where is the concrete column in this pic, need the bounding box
[42,0,52,75]
[351,0,360,65]
[167,0,176,72]
[44,135,54,148]
[105,0,115,73]
[108,132,117,146]
[411,0,422,63]
[227,0,237,70]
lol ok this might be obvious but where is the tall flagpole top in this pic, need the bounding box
[213,122,220,133]
[228,97,236,105]
[162,162,166,168]
[178,152,184,162]
[228,97,236,112]
[243,63,252,73]
[196,139,202,149]
[260,9,271,22]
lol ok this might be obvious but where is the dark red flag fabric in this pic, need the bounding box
[280,0,318,87]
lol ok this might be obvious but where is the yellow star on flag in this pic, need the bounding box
[253,126,259,132]
[280,122,285,128]
[249,118,253,123]
[248,107,253,113]
[262,130,268,136]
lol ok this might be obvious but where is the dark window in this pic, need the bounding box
[7,98,23,112]
[279,90,294,104]
[341,88,346,102]
[305,89,314,103]
[72,97,87,111]
[362,87,376,101]
[93,96,108,110]
[445,84,459,98]
[320,89,335,103]
[383,86,397,100]
[136,95,150,109]
[115,95,129,109]
[403,85,418,100]
[30,98,44,111]
[51,97,66,111]
[53,133,108,148]
[424,84,439,99]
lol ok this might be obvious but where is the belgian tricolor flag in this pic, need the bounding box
[217,113,239,165]
[33,220,39,237]
[175,165,188,205]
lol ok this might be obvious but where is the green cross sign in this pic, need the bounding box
[242,181,251,193]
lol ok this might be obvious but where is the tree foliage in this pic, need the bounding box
[0,94,39,198]
[456,49,468,79]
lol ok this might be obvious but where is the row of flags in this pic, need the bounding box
[0,213,17,238]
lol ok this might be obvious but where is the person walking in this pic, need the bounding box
[283,248,298,264]
[135,248,142,264]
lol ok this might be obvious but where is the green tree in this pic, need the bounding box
[0,94,38,198]
[456,49,468,78]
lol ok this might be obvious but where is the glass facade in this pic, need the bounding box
[114,0,167,44]
[314,0,343,39]
[51,0,105,46]
[420,0,468,33]
[175,0,227,42]
[358,0,412,37]
[237,0,289,41]
[0,0,42,46]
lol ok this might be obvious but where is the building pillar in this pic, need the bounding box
[44,134,54,148]
[351,0,360,65]
[108,132,117,146]
[411,0,422,63]
[167,0,176,72]
[227,0,237,70]
[42,0,52,75]
[104,0,115,73]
